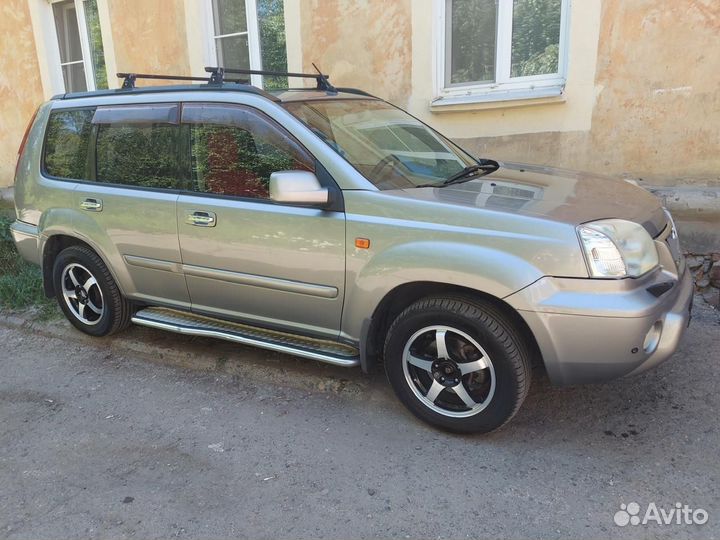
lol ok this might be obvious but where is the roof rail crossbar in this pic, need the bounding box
[117,70,250,89]
[204,65,338,93]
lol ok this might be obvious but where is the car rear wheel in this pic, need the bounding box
[384,296,531,434]
[53,245,132,337]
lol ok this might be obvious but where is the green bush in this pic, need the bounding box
[0,213,57,316]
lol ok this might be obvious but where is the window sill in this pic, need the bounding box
[430,85,566,112]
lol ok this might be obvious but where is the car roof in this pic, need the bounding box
[54,84,377,105]
[270,88,377,102]
[54,83,281,102]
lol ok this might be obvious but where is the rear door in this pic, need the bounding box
[176,103,346,339]
[73,103,190,307]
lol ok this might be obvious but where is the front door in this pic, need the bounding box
[176,103,346,338]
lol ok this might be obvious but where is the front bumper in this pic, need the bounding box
[506,266,694,386]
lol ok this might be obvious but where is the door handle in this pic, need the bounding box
[80,198,103,212]
[186,211,216,227]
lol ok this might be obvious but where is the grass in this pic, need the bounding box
[0,201,58,318]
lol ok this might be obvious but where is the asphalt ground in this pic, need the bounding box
[0,298,718,539]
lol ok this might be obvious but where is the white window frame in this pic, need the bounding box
[202,0,264,88]
[50,0,99,92]
[433,0,571,107]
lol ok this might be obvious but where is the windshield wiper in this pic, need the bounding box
[416,159,499,188]
[443,159,499,185]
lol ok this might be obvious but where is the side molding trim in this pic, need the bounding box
[182,264,339,299]
[124,255,183,274]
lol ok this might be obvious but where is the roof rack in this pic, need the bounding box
[204,64,337,93]
[117,69,248,89]
[117,65,337,94]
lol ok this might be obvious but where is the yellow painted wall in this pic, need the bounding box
[3,0,718,189]
[298,0,720,186]
[0,0,45,188]
[458,0,720,186]
[108,0,190,80]
[585,0,720,184]
[299,0,412,105]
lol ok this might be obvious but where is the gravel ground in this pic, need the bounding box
[0,299,718,540]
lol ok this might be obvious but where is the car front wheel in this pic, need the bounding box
[384,296,532,434]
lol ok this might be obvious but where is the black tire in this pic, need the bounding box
[52,245,132,337]
[384,296,531,434]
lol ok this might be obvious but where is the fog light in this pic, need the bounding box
[643,321,663,353]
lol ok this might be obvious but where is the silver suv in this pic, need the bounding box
[10,69,693,433]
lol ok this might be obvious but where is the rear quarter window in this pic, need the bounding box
[43,108,94,180]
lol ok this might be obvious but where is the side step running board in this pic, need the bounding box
[131,307,360,368]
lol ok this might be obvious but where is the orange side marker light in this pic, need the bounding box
[355,237,371,249]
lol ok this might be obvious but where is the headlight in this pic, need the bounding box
[577,219,659,278]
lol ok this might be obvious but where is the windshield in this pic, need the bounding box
[283,99,478,190]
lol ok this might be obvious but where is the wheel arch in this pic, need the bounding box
[41,233,125,298]
[359,281,542,374]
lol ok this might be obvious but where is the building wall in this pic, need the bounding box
[458,0,720,188]
[0,0,45,187]
[5,0,717,187]
[299,0,413,105]
[298,0,720,188]
[108,0,190,81]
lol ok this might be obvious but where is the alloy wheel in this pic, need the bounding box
[402,325,496,418]
[60,263,104,326]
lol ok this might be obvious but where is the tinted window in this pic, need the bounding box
[95,107,187,190]
[184,104,314,199]
[44,109,94,180]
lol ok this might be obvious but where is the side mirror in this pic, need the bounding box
[269,171,329,206]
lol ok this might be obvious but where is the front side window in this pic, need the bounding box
[52,0,108,93]
[44,109,95,180]
[184,104,314,199]
[207,0,289,89]
[94,105,188,190]
[284,99,476,190]
[439,0,568,101]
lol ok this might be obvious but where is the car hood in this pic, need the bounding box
[386,161,668,237]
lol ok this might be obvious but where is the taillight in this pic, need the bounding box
[15,107,40,180]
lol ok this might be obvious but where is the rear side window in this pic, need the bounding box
[44,108,94,180]
[94,104,189,190]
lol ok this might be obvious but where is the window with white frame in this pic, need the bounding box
[205,0,289,89]
[209,0,257,71]
[51,0,108,93]
[435,0,569,105]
